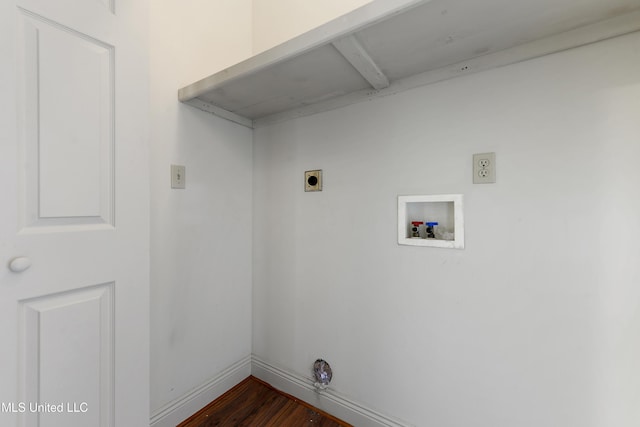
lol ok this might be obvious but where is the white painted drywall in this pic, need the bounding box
[251,0,373,54]
[253,32,640,427]
[150,0,254,415]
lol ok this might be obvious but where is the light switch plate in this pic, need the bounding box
[171,165,186,189]
[305,170,322,192]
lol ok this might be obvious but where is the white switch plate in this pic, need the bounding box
[473,153,496,184]
[171,165,186,189]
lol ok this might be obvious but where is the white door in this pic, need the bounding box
[0,0,149,426]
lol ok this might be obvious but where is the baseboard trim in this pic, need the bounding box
[148,354,412,427]
[150,355,251,427]
[251,355,413,427]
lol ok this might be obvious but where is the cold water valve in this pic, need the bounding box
[425,222,438,238]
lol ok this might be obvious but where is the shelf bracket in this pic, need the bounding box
[332,35,390,90]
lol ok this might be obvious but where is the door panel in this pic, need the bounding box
[20,284,114,427]
[19,11,114,227]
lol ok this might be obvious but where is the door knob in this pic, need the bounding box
[8,257,31,273]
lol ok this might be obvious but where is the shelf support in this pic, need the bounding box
[332,35,390,90]
[182,99,254,128]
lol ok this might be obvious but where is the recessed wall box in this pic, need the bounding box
[398,194,464,249]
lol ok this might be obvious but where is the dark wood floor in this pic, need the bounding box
[177,376,352,427]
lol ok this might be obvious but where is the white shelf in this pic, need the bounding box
[398,194,464,249]
[178,0,640,128]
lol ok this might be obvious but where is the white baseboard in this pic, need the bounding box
[149,355,251,427]
[148,354,412,427]
[251,355,413,427]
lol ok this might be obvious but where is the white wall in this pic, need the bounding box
[149,0,254,416]
[252,0,372,54]
[253,32,640,427]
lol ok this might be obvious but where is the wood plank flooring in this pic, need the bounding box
[177,376,352,427]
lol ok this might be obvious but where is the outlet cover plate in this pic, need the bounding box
[305,170,322,192]
[473,152,496,184]
[171,165,186,189]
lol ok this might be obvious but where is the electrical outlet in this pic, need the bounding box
[473,153,495,184]
[171,165,186,189]
[305,170,322,192]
